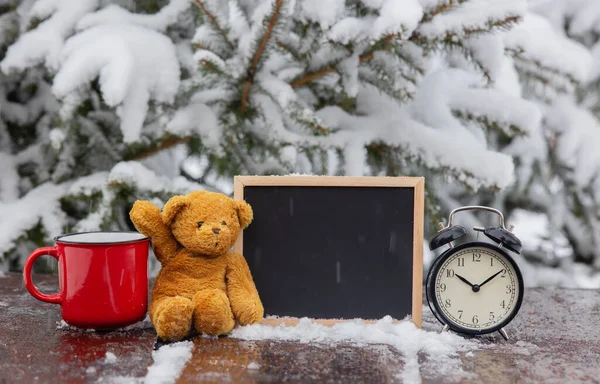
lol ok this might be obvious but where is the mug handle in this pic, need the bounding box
[23,246,63,304]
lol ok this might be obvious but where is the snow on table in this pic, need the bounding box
[229,316,477,383]
[2,272,600,384]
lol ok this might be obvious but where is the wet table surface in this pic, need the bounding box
[1,272,599,383]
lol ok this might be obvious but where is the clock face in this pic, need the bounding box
[427,242,524,334]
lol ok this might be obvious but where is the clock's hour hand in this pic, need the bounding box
[478,269,504,288]
[455,274,475,288]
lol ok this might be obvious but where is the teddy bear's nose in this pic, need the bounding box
[212,227,221,234]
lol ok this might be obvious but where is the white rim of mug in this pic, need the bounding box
[54,231,149,245]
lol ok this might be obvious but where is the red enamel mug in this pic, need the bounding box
[23,231,150,330]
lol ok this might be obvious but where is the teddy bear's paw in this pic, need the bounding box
[129,200,162,235]
[152,296,194,341]
[192,289,235,336]
[235,301,264,326]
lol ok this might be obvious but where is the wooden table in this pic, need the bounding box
[1,272,599,383]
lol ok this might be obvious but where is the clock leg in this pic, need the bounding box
[498,327,509,341]
[440,324,449,333]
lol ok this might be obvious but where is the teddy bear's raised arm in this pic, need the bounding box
[129,200,179,265]
[225,252,264,326]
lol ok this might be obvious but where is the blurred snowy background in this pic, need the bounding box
[1,0,599,288]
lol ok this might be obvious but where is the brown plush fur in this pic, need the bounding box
[129,190,263,341]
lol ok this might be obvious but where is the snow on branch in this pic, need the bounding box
[503,13,593,96]
[51,23,181,143]
[326,0,423,44]
[414,0,526,42]
[359,50,420,102]
[449,87,541,137]
[192,0,235,51]
[312,85,517,189]
[543,98,600,188]
[287,0,521,91]
[235,66,537,189]
[0,182,67,255]
[0,153,19,202]
[530,0,600,43]
[76,0,191,32]
[66,172,109,197]
[194,49,229,74]
[123,134,193,161]
[461,34,506,83]
[161,0,538,190]
[108,161,205,195]
[410,68,541,137]
[167,102,223,150]
[256,71,332,136]
[0,160,213,243]
[240,0,286,112]
[298,0,344,30]
[289,34,398,89]
[0,79,57,126]
[0,0,98,73]
[421,0,468,23]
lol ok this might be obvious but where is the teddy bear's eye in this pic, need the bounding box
[197,221,203,228]
[221,221,227,226]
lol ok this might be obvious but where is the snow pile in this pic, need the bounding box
[231,316,478,382]
[144,340,194,384]
[104,351,117,364]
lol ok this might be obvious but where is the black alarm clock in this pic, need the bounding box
[425,205,524,340]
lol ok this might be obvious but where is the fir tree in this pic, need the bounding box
[0,0,597,287]
[495,0,600,285]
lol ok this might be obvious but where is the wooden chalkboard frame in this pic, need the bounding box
[233,175,424,328]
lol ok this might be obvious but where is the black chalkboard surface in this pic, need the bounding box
[233,176,424,327]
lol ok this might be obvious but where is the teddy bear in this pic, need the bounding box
[129,190,264,341]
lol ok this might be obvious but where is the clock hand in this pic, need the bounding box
[454,274,475,288]
[478,269,504,288]
[455,274,483,293]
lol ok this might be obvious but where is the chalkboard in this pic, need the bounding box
[233,176,424,327]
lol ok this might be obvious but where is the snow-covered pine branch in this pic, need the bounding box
[170,0,540,189]
[503,13,592,101]
[0,0,227,272]
[2,0,600,285]
[497,1,600,273]
[0,0,540,263]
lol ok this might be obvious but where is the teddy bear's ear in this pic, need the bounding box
[161,195,190,226]
[235,200,253,229]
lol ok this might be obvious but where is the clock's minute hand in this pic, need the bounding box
[478,269,504,288]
